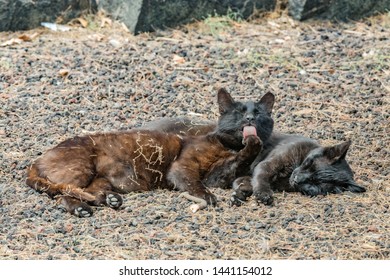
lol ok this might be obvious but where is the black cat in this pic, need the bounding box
[167,88,275,206]
[230,133,366,206]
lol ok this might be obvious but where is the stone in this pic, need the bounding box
[0,0,96,32]
[97,0,276,34]
[288,0,390,21]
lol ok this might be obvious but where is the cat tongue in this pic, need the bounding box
[243,126,257,139]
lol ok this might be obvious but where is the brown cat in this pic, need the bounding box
[26,88,274,217]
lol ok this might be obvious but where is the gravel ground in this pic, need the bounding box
[0,12,389,260]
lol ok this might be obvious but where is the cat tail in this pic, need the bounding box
[26,164,96,202]
[347,181,366,193]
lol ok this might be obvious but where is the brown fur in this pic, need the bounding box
[26,88,273,217]
[167,134,261,205]
[26,130,184,217]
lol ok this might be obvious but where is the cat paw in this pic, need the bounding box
[193,190,217,207]
[106,193,123,209]
[230,192,246,206]
[230,176,253,206]
[74,205,93,218]
[254,190,274,206]
[204,192,217,206]
[243,135,262,146]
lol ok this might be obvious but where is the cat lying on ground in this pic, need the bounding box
[26,88,274,217]
[230,133,366,206]
[149,118,366,206]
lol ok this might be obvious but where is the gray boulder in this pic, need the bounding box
[98,0,276,34]
[0,0,96,32]
[288,0,390,21]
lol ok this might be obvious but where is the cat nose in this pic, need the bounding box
[245,113,254,122]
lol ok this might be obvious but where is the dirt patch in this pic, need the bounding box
[0,13,389,259]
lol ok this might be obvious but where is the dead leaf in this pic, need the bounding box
[18,32,39,42]
[120,22,130,33]
[65,223,73,233]
[361,243,377,250]
[58,69,70,77]
[1,38,23,47]
[367,225,379,233]
[173,54,185,64]
[294,108,315,115]
[100,17,112,28]
[77,17,89,28]
[89,34,105,42]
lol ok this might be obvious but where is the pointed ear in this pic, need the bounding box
[217,88,235,115]
[258,92,275,115]
[324,140,351,163]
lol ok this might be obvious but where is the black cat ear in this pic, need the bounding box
[324,140,351,164]
[258,92,275,115]
[217,88,235,114]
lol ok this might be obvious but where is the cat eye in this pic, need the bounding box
[234,105,246,114]
[301,159,313,170]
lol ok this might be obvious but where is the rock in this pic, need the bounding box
[0,0,96,31]
[288,0,390,21]
[98,0,276,34]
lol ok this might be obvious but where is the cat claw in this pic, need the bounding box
[255,192,274,206]
[229,191,245,206]
[230,195,245,207]
[74,206,92,218]
[106,193,123,209]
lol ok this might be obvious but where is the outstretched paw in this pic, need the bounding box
[106,193,123,209]
[202,192,217,207]
[230,176,253,207]
[254,190,274,206]
[230,192,246,206]
[74,204,93,218]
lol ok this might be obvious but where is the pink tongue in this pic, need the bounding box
[243,126,257,139]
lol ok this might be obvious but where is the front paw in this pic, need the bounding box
[243,134,262,146]
[230,177,253,206]
[203,192,217,206]
[230,191,246,206]
[191,189,217,206]
[106,192,123,209]
[254,190,274,206]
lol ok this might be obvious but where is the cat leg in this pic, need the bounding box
[56,196,94,218]
[204,135,262,190]
[235,135,263,176]
[83,177,123,209]
[167,167,217,206]
[230,176,254,206]
[252,162,274,205]
[55,178,123,217]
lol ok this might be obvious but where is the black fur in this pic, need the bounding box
[231,134,366,206]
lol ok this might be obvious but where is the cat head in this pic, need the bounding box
[289,140,366,195]
[216,88,275,147]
